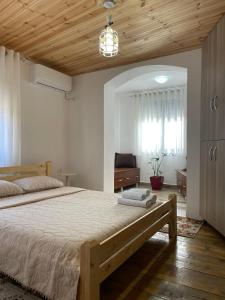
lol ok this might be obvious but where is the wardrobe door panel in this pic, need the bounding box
[201,41,209,141]
[207,30,217,140]
[215,17,225,140]
[205,142,217,227]
[201,30,217,140]
[215,141,225,236]
[200,142,207,218]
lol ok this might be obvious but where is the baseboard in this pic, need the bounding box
[163,183,178,189]
[140,182,178,189]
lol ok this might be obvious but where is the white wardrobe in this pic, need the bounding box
[200,15,225,236]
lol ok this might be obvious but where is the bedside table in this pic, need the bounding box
[60,172,77,186]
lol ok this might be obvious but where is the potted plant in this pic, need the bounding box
[148,153,167,190]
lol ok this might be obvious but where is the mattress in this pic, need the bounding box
[0,187,160,300]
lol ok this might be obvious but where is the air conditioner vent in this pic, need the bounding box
[30,64,72,92]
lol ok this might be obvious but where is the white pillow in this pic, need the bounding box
[0,180,24,198]
[14,176,64,193]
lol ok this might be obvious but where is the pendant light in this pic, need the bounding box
[99,1,119,57]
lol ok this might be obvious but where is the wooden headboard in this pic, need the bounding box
[0,161,52,181]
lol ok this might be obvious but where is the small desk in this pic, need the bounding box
[176,169,187,197]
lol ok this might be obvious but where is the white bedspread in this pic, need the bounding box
[0,187,161,300]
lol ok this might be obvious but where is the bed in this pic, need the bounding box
[0,161,177,300]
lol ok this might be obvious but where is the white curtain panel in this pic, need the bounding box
[125,87,187,157]
[0,47,21,166]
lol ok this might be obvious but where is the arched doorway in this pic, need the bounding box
[104,64,193,216]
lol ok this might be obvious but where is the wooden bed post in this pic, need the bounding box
[80,241,100,300]
[168,194,177,239]
[46,161,52,176]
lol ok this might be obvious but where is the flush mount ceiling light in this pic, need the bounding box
[154,75,169,84]
[99,0,119,57]
[103,0,116,9]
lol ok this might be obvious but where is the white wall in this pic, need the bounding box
[21,61,69,178]
[69,49,202,219]
[68,70,122,190]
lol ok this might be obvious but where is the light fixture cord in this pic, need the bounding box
[106,15,113,26]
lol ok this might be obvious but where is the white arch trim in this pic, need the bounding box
[104,65,187,90]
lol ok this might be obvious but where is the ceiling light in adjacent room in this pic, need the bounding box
[99,15,119,57]
[154,75,168,84]
[103,0,116,9]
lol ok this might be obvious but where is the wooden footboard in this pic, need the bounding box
[79,194,177,300]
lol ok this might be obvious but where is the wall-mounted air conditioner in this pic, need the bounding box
[30,64,72,92]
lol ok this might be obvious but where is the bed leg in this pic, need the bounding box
[80,241,100,300]
[168,194,177,239]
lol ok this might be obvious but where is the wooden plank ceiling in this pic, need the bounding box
[0,0,225,75]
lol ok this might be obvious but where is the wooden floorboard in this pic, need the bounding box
[101,224,225,300]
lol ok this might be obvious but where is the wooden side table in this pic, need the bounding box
[176,169,187,197]
[60,172,77,186]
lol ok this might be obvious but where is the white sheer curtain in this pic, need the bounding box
[127,87,186,157]
[0,46,21,166]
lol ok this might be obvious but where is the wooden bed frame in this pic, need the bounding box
[0,161,52,181]
[0,161,177,300]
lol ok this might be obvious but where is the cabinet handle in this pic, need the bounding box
[126,177,130,180]
[209,147,213,160]
[213,96,218,110]
[210,97,214,111]
[213,146,217,161]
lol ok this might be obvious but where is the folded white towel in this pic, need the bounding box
[118,194,157,208]
[122,188,151,201]
[130,188,150,196]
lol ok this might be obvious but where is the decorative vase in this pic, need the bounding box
[150,176,164,190]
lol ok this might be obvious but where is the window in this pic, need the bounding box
[130,87,186,156]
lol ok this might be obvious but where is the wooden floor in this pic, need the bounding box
[101,224,225,300]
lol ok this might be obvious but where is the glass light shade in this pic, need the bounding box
[154,75,168,84]
[99,25,119,57]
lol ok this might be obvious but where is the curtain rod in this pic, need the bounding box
[118,85,187,96]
